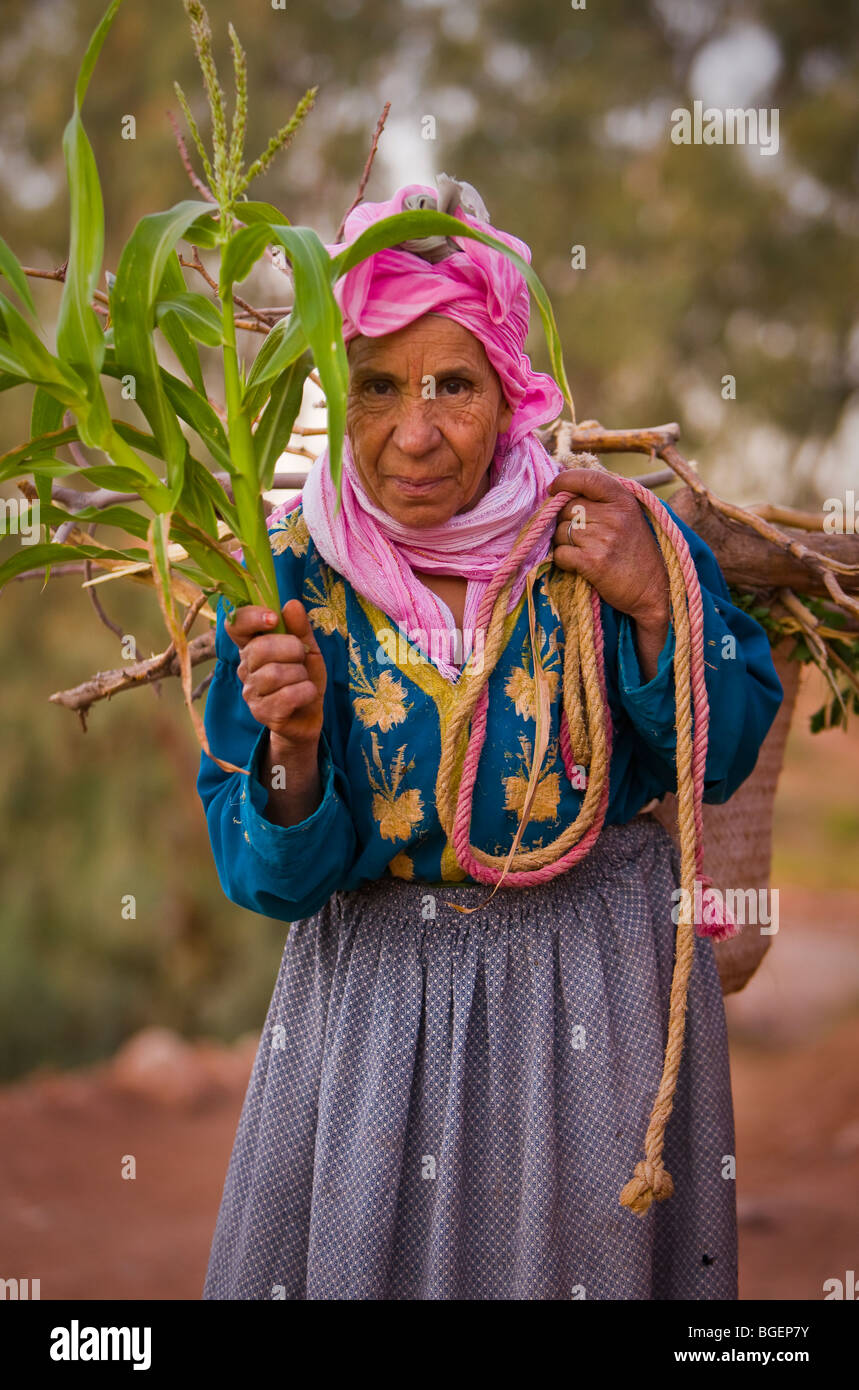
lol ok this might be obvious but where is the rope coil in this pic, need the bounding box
[434,451,738,1215]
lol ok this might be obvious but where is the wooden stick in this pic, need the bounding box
[49,632,216,714]
[750,502,828,531]
[666,486,859,596]
[335,102,392,242]
[559,420,681,454]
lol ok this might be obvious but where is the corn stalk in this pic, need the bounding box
[0,0,571,769]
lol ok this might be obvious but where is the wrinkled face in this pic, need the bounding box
[345,314,514,527]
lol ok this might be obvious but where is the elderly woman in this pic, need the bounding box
[198,178,783,1301]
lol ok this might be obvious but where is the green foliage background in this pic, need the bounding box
[1,0,857,1079]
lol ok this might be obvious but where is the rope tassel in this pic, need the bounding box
[434,453,726,1213]
[697,872,739,942]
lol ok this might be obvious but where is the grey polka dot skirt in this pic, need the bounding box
[203,814,737,1300]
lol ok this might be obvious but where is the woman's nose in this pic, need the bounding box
[390,393,443,455]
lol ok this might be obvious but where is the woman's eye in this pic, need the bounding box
[367,380,393,396]
[440,379,467,395]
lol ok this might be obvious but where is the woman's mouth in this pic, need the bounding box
[390,476,448,495]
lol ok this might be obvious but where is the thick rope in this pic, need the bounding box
[433,454,734,1215]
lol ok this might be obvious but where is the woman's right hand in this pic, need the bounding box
[225,598,327,751]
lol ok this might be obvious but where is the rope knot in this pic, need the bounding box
[619,1159,675,1216]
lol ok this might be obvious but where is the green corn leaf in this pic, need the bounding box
[254,350,313,489]
[0,419,164,487]
[55,0,123,444]
[0,293,88,404]
[71,0,124,117]
[112,199,215,501]
[227,467,281,610]
[220,223,271,291]
[105,360,241,533]
[147,512,246,776]
[0,425,80,479]
[169,514,252,598]
[148,513,179,625]
[0,232,37,318]
[171,565,221,592]
[161,373,231,470]
[111,420,170,460]
[155,291,224,347]
[62,463,144,489]
[182,210,220,248]
[101,423,171,497]
[330,208,575,422]
[268,226,348,505]
[31,391,66,529]
[16,456,81,481]
[102,350,231,471]
[152,252,206,394]
[177,459,218,538]
[243,311,306,403]
[31,388,65,438]
[21,499,150,539]
[100,435,172,513]
[146,515,188,667]
[100,413,235,537]
[0,370,26,393]
[30,393,66,547]
[0,337,26,381]
[182,456,241,538]
[34,436,167,508]
[0,538,147,588]
[29,389,67,538]
[154,306,206,395]
[235,201,290,227]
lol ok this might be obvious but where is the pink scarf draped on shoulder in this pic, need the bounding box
[265,179,566,682]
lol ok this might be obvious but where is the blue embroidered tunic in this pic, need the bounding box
[197,498,784,922]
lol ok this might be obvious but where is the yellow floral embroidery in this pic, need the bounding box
[504,621,561,720]
[387,850,415,879]
[270,509,310,557]
[503,733,562,822]
[544,574,562,624]
[362,732,424,842]
[348,635,411,731]
[351,588,523,881]
[303,566,347,638]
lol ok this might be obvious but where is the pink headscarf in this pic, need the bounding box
[328,181,564,447]
[269,178,567,680]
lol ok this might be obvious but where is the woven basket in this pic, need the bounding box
[648,639,802,995]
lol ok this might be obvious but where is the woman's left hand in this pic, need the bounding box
[547,467,670,630]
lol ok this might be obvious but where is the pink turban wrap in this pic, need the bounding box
[327,182,565,447]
